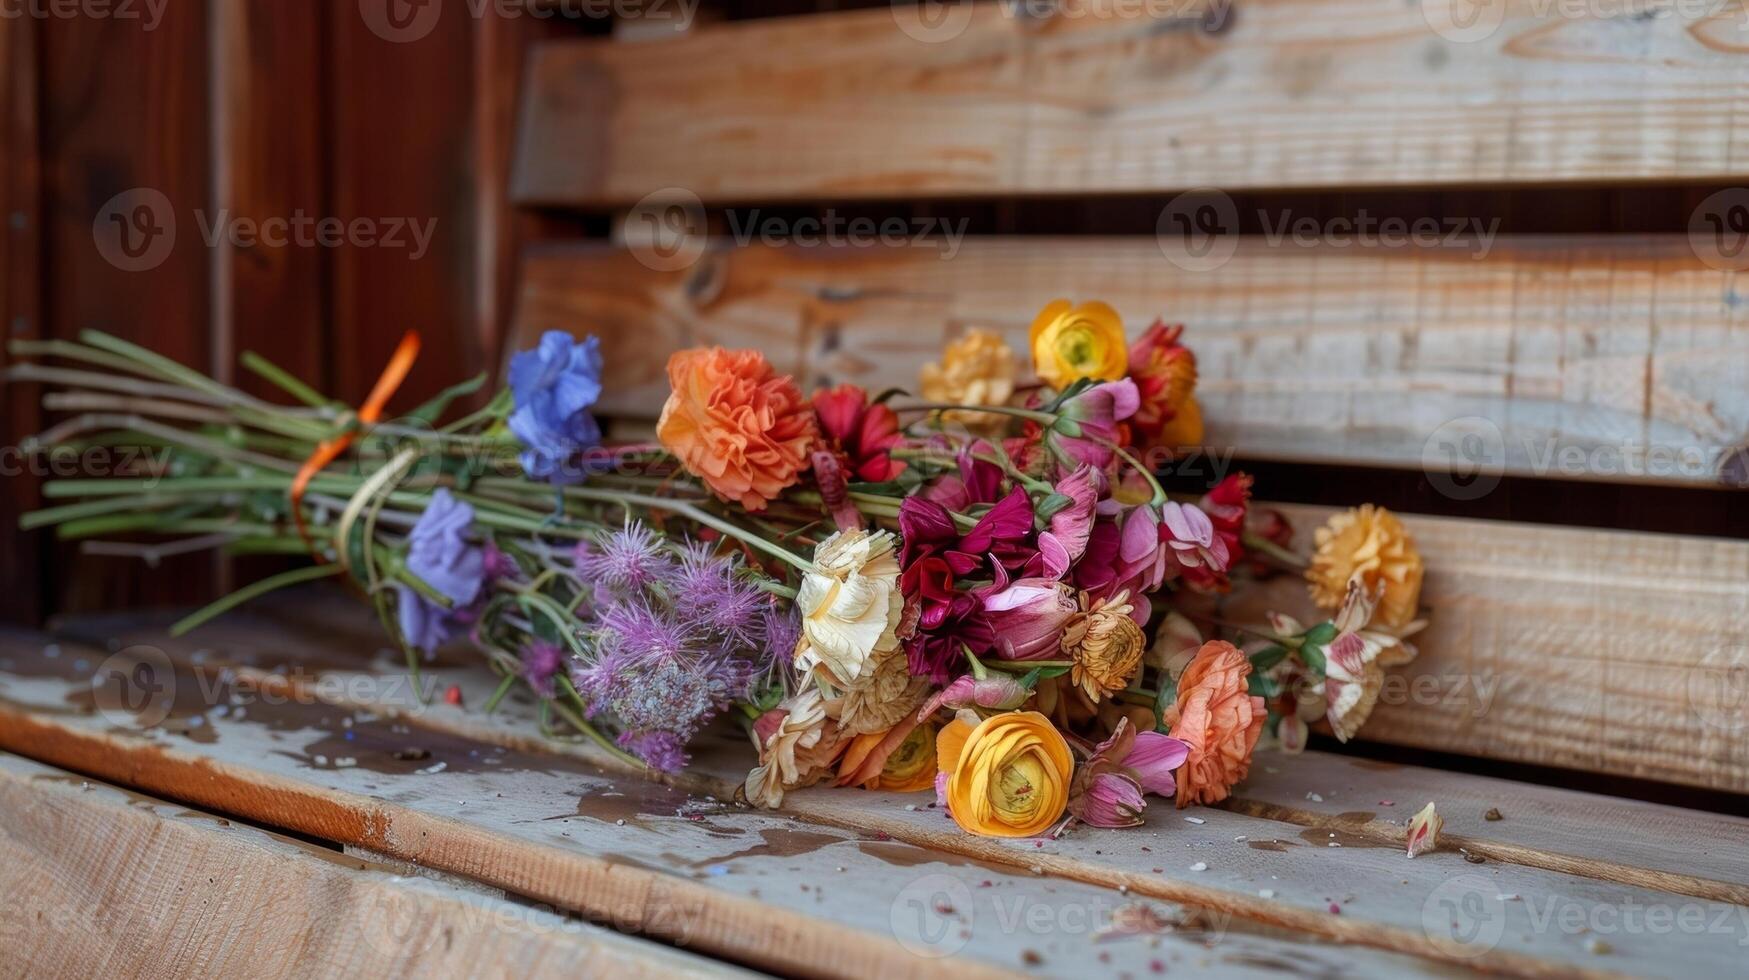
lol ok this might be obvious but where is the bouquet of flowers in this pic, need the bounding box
[10,299,1426,838]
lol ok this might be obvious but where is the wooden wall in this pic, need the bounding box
[0,1,579,623]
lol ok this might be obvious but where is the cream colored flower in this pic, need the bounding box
[1323,577,1427,742]
[823,649,929,736]
[919,329,1017,430]
[1308,504,1424,628]
[743,689,843,809]
[1061,590,1146,701]
[793,529,903,689]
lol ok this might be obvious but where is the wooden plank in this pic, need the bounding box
[23,615,1749,976]
[513,236,1749,489]
[66,587,1749,885]
[1221,747,1749,907]
[511,2,1749,205]
[0,632,1467,979]
[1196,503,1749,795]
[0,753,751,978]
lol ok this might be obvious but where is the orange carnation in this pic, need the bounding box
[1163,640,1264,808]
[656,348,816,511]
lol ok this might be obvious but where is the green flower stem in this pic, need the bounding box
[21,493,198,531]
[552,675,646,770]
[56,515,279,540]
[482,672,518,715]
[983,658,1074,671]
[892,402,1057,425]
[240,350,330,408]
[1241,531,1308,570]
[169,563,343,636]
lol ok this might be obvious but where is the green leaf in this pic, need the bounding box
[1298,622,1336,677]
[1247,673,1281,699]
[408,372,488,424]
[1248,644,1289,673]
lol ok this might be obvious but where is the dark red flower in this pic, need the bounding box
[813,384,907,483]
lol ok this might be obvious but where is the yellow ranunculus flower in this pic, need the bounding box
[1028,300,1128,390]
[937,711,1073,838]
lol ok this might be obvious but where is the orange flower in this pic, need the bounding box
[657,348,816,511]
[836,717,936,792]
[1163,641,1264,808]
[1307,504,1424,629]
[937,711,1073,838]
[1128,321,1202,450]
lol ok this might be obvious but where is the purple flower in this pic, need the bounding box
[521,640,566,697]
[760,606,801,668]
[981,577,1077,660]
[508,331,605,485]
[668,543,766,646]
[396,488,485,652]
[617,730,687,772]
[575,522,670,591]
[598,600,693,663]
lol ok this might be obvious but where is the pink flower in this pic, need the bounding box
[982,577,1078,660]
[1049,379,1140,468]
[917,673,1029,718]
[1038,465,1100,579]
[1125,730,1191,797]
[1079,772,1148,828]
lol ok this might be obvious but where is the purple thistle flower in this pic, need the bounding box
[597,600,694,664]
[761,606,801,670]
[521,641,566,698]
[616,730,688,772]
[575,522,670,591]
[396,489,485,653]
[669,544,766,646]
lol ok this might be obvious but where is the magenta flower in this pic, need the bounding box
[982,577,1077,660]
[1069,718,1191,827]
[1125,730,1191,798]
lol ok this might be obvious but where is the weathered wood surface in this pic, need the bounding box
[0,753,747,979]
[21,611,1749,976]
[515,237,1749,488]
[1199,504,1749,795]
[513,2,1749,205]
[0,629,1471,980]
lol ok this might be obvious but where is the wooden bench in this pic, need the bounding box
[6,3,1749,977]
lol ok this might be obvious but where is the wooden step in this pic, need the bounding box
[513,3,1749,205]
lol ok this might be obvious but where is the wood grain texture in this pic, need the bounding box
[0,633,1467,980]
[31,609,1749,977]
[1195,503,1749,794]
[0,754,749,979]
[514,236,1749,487]
[1223,748,1749,906]
[511,1,1749,205]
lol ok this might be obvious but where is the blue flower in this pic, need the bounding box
[508,331,605,484]
[396,488,486,652]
